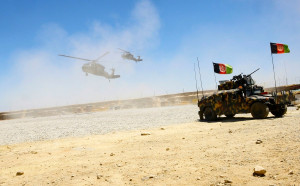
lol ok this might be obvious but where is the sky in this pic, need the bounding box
[1,0,300,111]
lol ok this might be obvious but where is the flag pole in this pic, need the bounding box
[212,62,218,90]
[271,52,278,94]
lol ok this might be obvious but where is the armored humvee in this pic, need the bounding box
[198,69,295,121]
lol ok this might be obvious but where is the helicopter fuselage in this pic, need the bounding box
[121,53,142,62]
[82,62,120,79]
[59,52,120,80]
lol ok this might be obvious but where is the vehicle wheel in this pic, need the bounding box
[198,111,204,120]
[204,107,217,121]
[271,105,287,117]
[251,102,269,119]
[225,114,235,118]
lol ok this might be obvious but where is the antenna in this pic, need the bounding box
[197,57,204,98]
[283,61,288,85]
[194,63,199,101]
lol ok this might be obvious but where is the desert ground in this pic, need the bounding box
[0,105,300,185]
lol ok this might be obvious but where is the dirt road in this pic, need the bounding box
[1,109,300,185]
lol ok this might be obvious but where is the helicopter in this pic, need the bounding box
[58,52,120,80]
[118,48,143,62]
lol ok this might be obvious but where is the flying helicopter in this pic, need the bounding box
[58,52,120,80]
[118,48,143,62]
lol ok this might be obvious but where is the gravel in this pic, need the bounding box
[0,105,199,145]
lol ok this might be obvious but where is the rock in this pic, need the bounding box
[288,170,293,175]
[110,153,115,156]
[196,177,201,180]
[256,140,263,144]
[16,171,24,176]
[97,174,103,179]
[30,151,38,154]
[228,130,232,133]
[224,179,232,183]
[141,133,150,136]
[166,148,170,151]
[253,166,266,176]
[160,128,165,130]
[141,175,156,181]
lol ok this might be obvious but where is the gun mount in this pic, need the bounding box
[218,68,260,91]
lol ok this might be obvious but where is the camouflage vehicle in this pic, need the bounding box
[198,69,295,121]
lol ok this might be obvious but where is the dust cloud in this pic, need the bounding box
[1,0,161,112]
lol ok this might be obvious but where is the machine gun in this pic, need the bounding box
[231,68,260,84]
[218,68,260,91]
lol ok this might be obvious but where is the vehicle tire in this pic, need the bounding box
[251,102,269,119]
[271,105,287,117]
[225,114,235,118]
[198,111,204,120]
[204,107,217,121]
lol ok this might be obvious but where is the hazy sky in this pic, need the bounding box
[1,0,300,111]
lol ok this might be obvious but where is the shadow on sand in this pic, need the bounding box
[197,115,280,123]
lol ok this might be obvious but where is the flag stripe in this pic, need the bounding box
[270,42,290,54]
[213,63,232,74]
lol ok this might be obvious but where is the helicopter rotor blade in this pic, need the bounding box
[95,51,110,62]
[58,54,92,62]
[118,48,129,53]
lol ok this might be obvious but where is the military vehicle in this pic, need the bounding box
[198,68,295,121]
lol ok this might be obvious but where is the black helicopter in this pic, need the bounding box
[118,48,143,62]
[59,52,120,80]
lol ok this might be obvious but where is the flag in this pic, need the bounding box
[270,43,290,54]
[213,63,233,74]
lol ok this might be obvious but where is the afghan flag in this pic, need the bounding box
[213,63,233,74]
[270,43,290,54]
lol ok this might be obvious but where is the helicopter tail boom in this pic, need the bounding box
[106,68,120,79]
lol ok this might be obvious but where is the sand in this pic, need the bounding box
[0,109,300,185]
